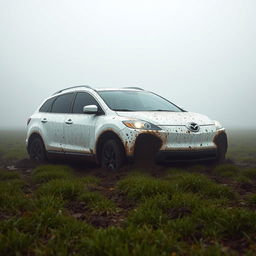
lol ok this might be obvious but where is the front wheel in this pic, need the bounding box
[216,144,227,163]
[29,137,47,162]
[101,139,125,170]
[214,131,228,164]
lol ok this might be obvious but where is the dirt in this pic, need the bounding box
[15,158,39,170]
[133,133,162,167]
[68,200,129,228]
[69,164,136,227]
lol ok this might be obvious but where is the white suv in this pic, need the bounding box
[26,86,227,169]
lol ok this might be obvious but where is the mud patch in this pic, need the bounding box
[15,158,39,170]
[133,134,162,167]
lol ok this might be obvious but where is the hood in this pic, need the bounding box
[116,111,214,126]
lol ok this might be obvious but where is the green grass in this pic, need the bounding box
[230,168,256,185]
[167,172,236,200]
[0,210,93,255]
[79,226,182,256]
[79,175,100,185]
[35,173,114,215]
[32,195,66,211]
[32,164,75,183]
[165,205,256,243]
[37,178,87,201]
[79,191,118,215]
[246,194,256,207]
[212,165,256,185]
[0,169,21,180]
[127,194,172,227]
[0,174,29,215]
[0,169,27,214]
[117,173,173,201]
[242,168,256,180]
[0,229,34,256]
[213,164,240,178]
[1,166,256,255]
[195,206,256,240]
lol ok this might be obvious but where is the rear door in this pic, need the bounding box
[38,96,56,151]
[47,93,75,152]
[63,92,103,154]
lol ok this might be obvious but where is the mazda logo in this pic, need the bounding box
[187,122,200,132]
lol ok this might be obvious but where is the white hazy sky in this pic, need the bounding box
[0,0,255,129]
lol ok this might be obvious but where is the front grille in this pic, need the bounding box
[160,125,216,149]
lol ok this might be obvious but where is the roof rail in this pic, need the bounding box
[122,87,144,90]
[53,85,92,95]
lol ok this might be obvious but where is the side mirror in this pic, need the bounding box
[83,105,98,114]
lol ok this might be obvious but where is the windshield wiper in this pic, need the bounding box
[113,109,134,111]
[149,110,174,112]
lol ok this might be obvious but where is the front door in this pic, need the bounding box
[63,92,103,154]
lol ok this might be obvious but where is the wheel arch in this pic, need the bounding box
[95,130,126,165]
[213,130,228,162]
[27,132,45,154]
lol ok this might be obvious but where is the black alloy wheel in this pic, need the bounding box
[29,137,47,162]
[101,139,124,170]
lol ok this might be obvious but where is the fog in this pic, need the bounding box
[0,0,255,129]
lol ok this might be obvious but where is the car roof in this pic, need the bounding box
[95,87,144,92]
[52,86,145,95]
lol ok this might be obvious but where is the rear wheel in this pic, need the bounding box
[101,139,125,170]
[29,137,47,162]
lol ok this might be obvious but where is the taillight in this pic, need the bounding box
[27,118,31,126]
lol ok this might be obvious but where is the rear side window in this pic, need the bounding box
[39,97,56,112]
[73,92,101,114]
[52,93,74,113]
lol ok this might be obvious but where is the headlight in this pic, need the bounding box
[122,120,161,130]
[214,120,223,130]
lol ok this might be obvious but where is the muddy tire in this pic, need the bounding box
[28,137,47,162]
[101,139,125,170]
[216,144,227,164]
[214,132,228,164]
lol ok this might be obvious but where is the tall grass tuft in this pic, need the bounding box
[32,165,74,183]
[117,173,173,202]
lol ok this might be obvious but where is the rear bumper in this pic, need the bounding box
[156,148,217,162]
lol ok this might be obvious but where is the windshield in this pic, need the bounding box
[98,90,183,112]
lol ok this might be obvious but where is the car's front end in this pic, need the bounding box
[117,112,227,162]
[97,89,228,163]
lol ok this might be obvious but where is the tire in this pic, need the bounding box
[214,132,228,164]
[216,144,227,163]
[29,137,47,162]
[101,139,125,170]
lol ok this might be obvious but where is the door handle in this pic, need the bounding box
[41,118,47,123]
[65,119,73,125]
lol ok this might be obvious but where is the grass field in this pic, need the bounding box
[0,129,256,255]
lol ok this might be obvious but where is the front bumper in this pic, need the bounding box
[121,125,220,157]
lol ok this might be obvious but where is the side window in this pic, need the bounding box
[73,92,101,114]
[51,93,74,113]
[39,97,56,112]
